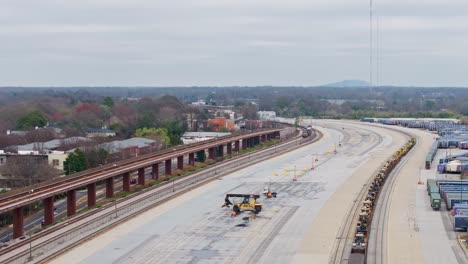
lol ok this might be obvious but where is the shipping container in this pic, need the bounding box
[438,163,446,173]
[454,215,468,230]
[446,196,468,210]
[438,180,468,186]
[453,204,468,215]
[460,141,468,149]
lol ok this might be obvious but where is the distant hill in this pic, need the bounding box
[323,80,370,88]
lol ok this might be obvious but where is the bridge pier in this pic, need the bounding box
[188,153,195,166]
[165,159,172,175]
[12,207,24,239]
[87,183,96,207]
[43,197,54,226]
[242,139,247,149]
[218,145,224,158]
[177,156,183,170]
[152,164,159,180]
[227,143,232,155]
[208,147,215,159]
[106,177,114,198]
[67,189,76,217]
[235,140,240,152]
[123,172,130,192]
[138,168,145,185]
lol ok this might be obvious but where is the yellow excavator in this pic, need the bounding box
[223,194,262,214]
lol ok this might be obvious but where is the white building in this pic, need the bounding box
[257,111,276,120]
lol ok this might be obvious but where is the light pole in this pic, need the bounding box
[293,165,297,182]
[445,136,449,184]
[28,189,34,261]
[114,200,117,218]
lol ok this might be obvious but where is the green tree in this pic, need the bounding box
[63,149,87,175]
[164,121,185,146]
[135,127,171,147]
[17,110,48,129]
[103,97,115,108]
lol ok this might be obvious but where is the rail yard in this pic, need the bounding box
[47,119,461,264]
[1,119,467,264]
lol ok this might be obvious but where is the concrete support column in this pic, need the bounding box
[87,183,96,207]
[43,197,54,226]
[66,189,76,217]
[165,159,172,175]
[235,140,240,152]
[208,147,215,159]
[12,207,24,239]
[218,145,224,158]
[188,153,195,166]
[261,134,266,142]
[106,177,114,198]
[227,143,232,155]
[123,172,130,192]
[152,164,159,180]
[242,139,247,149]
[138,168,145,185]
[177,155,184,170]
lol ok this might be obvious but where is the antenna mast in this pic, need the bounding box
[376,13,379,88]
[369,0,373,93]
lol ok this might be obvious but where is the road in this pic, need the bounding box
[0,163,184,243]
[50,120,411,264]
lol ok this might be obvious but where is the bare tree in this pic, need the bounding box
[0,156,59,188]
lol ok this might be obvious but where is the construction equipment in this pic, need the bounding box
[263,186,277,198]
[224,194,262,214]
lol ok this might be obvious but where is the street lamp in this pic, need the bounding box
[28,189,34,261]
[114,199,118,219]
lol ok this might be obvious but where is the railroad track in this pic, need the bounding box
[327,123,416,264]
[366,136,420,264]
[0,127,322,264]
[328,126,386,264]
[0,128,285,213]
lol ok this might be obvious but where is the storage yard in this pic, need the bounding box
[48,119,468,264]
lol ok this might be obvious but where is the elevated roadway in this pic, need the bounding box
[0,128,284,239]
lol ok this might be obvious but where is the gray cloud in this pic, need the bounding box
[0,0,468,86]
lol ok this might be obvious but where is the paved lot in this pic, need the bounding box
[51,121,410,264]
[416,146,468,264]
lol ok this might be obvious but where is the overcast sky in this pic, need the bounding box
[1,0,468,87]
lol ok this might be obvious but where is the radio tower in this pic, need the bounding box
[369,0,373,94]
[376,15,379,88]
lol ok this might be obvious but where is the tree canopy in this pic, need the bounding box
[135,127,171,147]
[103,97,115,108]
[63,149,87,175]
[17,110,48,129]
